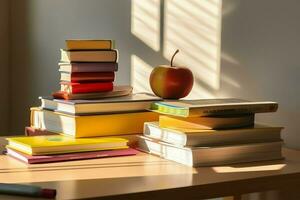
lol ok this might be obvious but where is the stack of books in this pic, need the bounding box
[53,40,127,100]
[6,39,161,164]
[138,98,284,167]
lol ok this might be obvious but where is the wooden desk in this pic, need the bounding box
[0,146,300,200]
[0,139,300,199]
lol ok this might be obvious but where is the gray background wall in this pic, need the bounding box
[1,0,300,149]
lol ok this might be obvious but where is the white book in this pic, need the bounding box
[138,136,283,167]
[144,122,283,147]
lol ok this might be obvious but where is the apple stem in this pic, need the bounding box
[171,49,179,67]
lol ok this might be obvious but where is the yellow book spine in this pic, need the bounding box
[75,112,159,138]
[66,40,112,50]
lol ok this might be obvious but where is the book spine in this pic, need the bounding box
[61,82,113,94]
[25,127,58,136]
[69,72,115,83]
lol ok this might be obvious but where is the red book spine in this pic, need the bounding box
[61,82,113,94]
[69,72,115,83]
[25,127,58,136]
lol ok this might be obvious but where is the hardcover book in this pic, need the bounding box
[6,135,128,155]
[60,72,115,83]
[65,39,113,50]
[53,85,133,100]
[60,82,113,94]
[60,49,118,62]
[159,114,254,130]
[59,62,118,73]
[151,98,278,117]
[138,136,283,167]
[144,122,283,146]
[41,93,162,115]
[30,108,159,138]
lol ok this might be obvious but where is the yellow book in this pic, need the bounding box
[159,114,254,130]
[66,39,113,50]
[6,135,128,155]
[30,108,159,138]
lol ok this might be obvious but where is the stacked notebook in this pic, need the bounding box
[53,40,128,100]
[138,99,284,167]
[6,40,161,164]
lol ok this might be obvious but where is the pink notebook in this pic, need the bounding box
[6,147,139,164]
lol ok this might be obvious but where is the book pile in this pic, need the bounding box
[6,40,161,164]
[138,99,284,167]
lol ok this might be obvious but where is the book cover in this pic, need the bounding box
[53,85,133,100]
[65,40,113,50]
[60,49,118,62]
[60,82,113,94]
[60,72,115,83]
[6,135,128,155]
[151,98,278,117]
[159,114,254,130]
[31,108,160,138]
[6,147,138,164]
[41,93,162,115]
[59,62,118,73]
[144,122,283,146]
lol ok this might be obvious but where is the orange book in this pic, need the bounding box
[66,40,113,50]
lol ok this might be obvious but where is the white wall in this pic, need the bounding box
[6,0,300,149]
[0,0,10,134]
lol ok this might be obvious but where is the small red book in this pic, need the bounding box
[61,72,115,83]
[25,127,58,136]
[60,82,113,94]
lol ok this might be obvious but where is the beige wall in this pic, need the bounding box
[0,0,10,134]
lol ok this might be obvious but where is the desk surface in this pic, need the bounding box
[0,146,300,200]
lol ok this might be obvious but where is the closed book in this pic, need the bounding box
[144,122,283,147]
[30,108,159,138]
[60,72,115,83]
[138,136,283,167]
[159,114,254,130]
[6,135,128,155]
[60,82,113,94]
[60,49,118,62]
[41,93,162,115]
[53,85,132,100]
[65,39,113,50]
[6,147,138,164]
[151,98,278,117]
[59,62,118,73]
[25,126,58,136]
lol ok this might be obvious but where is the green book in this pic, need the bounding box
[150,98,278,117]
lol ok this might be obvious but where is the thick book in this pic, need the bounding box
[6,135,128,155]
[41,93,162,115]
[151,98,278,117]
[53,85,132,100]
[144,122,283,146]
[60,82,113,94]
[6,147,138,164]
[60,72,115,83]
[60,49,118,62]
[65,40,113,50]
[159,114,254,130]
[30,108,159,138]
[59,62,118,73]
[138,136,283,167]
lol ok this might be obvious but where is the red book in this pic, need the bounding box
[60,72,115,83]
[60,82,113,94]
[6,147,139,164]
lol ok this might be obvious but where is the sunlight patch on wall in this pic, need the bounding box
[163,0,222,94]
[131,0,160,51]
[131,55,153,93]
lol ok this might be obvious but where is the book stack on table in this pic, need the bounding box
[6,40,161,164]
[138,99,284,167]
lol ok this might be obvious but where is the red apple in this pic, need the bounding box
[149,50,194,99]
